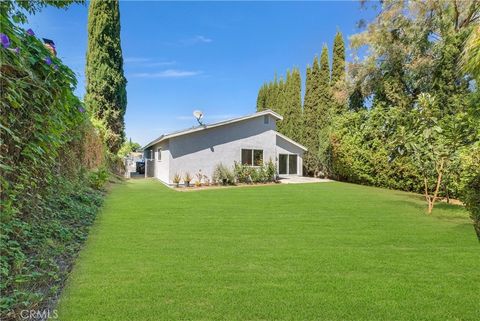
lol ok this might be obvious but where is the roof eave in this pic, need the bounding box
[275,131,308,151]
[142,109,284,149]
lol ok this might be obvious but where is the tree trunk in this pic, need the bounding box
[427,158,445,214]
[424,177,431,212]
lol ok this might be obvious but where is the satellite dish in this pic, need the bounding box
[193,110,204,125]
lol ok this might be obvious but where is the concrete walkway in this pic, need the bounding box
[278,176,332,184]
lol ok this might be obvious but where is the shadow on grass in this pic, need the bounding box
[389,192,469,222]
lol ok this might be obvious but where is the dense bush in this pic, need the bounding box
[212,163,235,185]
[459,143,480,239]
[88,167,110,190]
[234,161,276,183]
[0,177,104,319]
[331,110,424,193]
[0,12,108,319]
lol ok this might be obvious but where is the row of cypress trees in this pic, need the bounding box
[256,31,347,176]
[256,69,303,143]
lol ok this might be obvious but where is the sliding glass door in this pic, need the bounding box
[278,154,298,175]
[279,154,288,175]
[288,155,297,174]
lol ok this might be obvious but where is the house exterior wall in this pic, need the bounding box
[150,140,170,183]
[143,149,154,177]
[145,114,305,184]
[167,115,277,184]
[275,135,304,176]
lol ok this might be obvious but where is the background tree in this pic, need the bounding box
[118,139,142,157]
[331,30,347,114]
[317,45,333,177]
[273,69,301,140]
[287,68,303,142]
[462,24,480,80]
[86,0,127,154]
[256,82,268,111]
[342,0,479,214]
[256,69,303,142]
[302,58,321,175]
[263,75,280,111]
[275,75,288,134]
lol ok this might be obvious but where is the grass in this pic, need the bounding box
[57,179,479,321]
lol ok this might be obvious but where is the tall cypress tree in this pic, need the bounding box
[86,0,127,154]
[256,83,267,111]
[259,69,302,142]
[276,75,288,134]
[318,44,331,110]
[331,31,347,114]
[276,77,286,116]
[288,68,303,143]
[264,75,277,110]
[331,31,345,86]
[317,44,333,177]
[302,57,321,175]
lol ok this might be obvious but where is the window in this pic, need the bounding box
[254,150,263,166]
[264,115,269,124]
[241,149,263,166]
[241,149,252,165]
[157,148,162,161]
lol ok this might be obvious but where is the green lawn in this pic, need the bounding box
[57,179,479,321]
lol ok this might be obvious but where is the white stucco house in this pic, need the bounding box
[142,109,307,184]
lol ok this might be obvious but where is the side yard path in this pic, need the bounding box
[57,179,479,321]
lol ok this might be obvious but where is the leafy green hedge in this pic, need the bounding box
[0,11,107,319]
[331,109,424,193]
[460,142,480,239]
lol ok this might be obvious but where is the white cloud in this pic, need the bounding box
[130,69,202,78]
[193,35,213,43]
[124,57,176,67]
[124,57,151,63]
[179,35,213,46]
[144,61,176,67]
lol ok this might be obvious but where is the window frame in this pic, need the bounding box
[157,147,162,161]
[253,149,263,166]
[279,153,298,175]
[241,148,263,167]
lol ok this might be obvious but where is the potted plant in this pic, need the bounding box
[184,172,192,187]
[173,173,181,188]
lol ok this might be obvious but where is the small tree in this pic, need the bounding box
[118,139,141,157]
[393,93,474,214]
